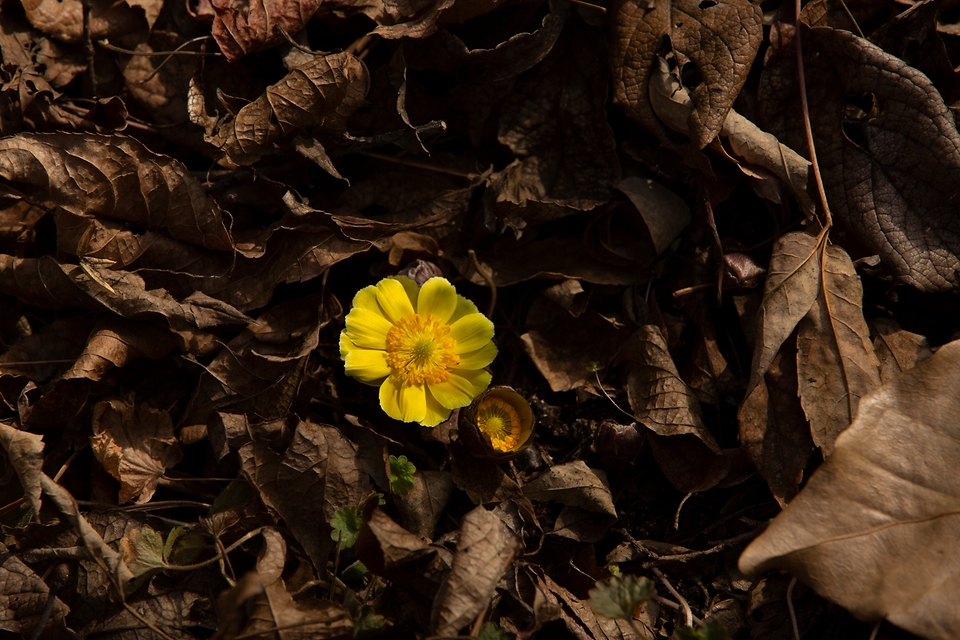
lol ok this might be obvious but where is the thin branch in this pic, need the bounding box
[469,249,498,319]
[652,567,693,628]
[787,576,801,640]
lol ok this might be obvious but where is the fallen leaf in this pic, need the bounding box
[522,461,617,518]
[745,232,821,391]
[0,421,44,518]
[0,133,234,251]
[21,0,146,45]
[871,318,932,383]
[238,419,370,573]
[356,508,432,576]
[431,506,519,637]
[796,242,880,454]
[611,0,763,149]
[0,541,71,637]
[738,340,813,506]
[761,24,960,291]
[616,177,691,255]
[395,470,455,539]
[209,0,323,61]
[209,52,369,166]
[739,338,960,640]
[90,398,183,504]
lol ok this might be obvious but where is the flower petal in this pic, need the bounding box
[448,295,480,325]
[430,368,492,410]
[343,343,391,384]
[376,278,416,323]
[351,285,381,312]
[417,278,458,322]
[394,276,419,310]
[344,307,393,350]
[379,375,403,421]
[457,341,498,370]
[399,382,427,423]
[422,388,452,427]
[450,313,495,354]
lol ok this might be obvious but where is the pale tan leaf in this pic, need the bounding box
[797,243,881,454]
[739,338,960,640]
[90,398,183,504]
[871,318,932,383]
[0,421,44,517]
[747,231,821,390]
[522,461,617,518]
[431,506,519,637]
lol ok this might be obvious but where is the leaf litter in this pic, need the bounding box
[0,0,957,638]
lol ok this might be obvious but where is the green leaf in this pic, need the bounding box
[330,506,362,549]
[588,574,656,619]
[164,526,207,566]
[672,621,729,640]
[388,455,416,496]
[477,621,513,640]
[341,560,369,585]
[123,525,167,578]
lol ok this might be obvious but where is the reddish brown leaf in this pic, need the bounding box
[209,0,323,62]
[0,541,71,638]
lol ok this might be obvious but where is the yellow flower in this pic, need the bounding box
[470,387,535,456]
[340,276,497,427]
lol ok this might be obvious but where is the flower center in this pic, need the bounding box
[477,398,522,452]
[385,313,460,385]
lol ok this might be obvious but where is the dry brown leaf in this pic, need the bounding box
[431,506,519,637]
[215,528,353,640]
[39,474,134,594]
[183,292,338,425]
[0,421,44,517]
[739,338,960,640]
[21,0,146,45]
[209,52,369,166]
[871,318,932,383]
[796,243,880,454]
[209,0,323,62]
[521,290,630,393]
[357,508,433,575]
[746,232,821,391]
[522,461,617,518]
[622,324,719,450]
[0,540,71,638]
[0,133,234,251]
[90,398,182,504]
[395,471,456,539]
[611,0,762,149]
[489,20,620,215]
[238,420,370,573]
[761,24,960,291]
[738,341,813,506]
[616,177,691,255]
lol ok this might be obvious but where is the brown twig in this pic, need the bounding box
[786,576,801,640]
[468,249,497,319]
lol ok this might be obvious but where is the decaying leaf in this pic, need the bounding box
[431,506,519,637]
[90,397,183,504]
[238,419,369,572]
[209,52,369,166]
[209,0,323,61]
[611,0,763,149]
[522,461,617,518]
[761,24,960,291]
[395,470,455,539]
[0,541,71,637]
[796,243,880,454]
[0,133,234,251]
[0,421,44,518]
[871,318,932,382]
[740,338,960,640]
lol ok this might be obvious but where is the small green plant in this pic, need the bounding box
[588,574,656,619]
[330,506,363,548]
[389,454,416,496]
[673,620,729,640]
[477,621,513,640]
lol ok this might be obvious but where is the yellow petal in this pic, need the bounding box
[417,278,458,323]
[343,345,390,384]
[450,313,495,353]
[448,295,480,325]
[393,276,419,310]
[351,285,381,312]
[422,388,452,427]
[430,368,492,410]
[379,375,403,421]
[344,307,393,350]
[457,341,498,370]
[398,381,427,423]
[376,278,416,323]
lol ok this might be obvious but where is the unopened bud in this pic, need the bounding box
[398,259,444,286]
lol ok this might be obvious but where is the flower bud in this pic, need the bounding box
[397,259,444,286]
